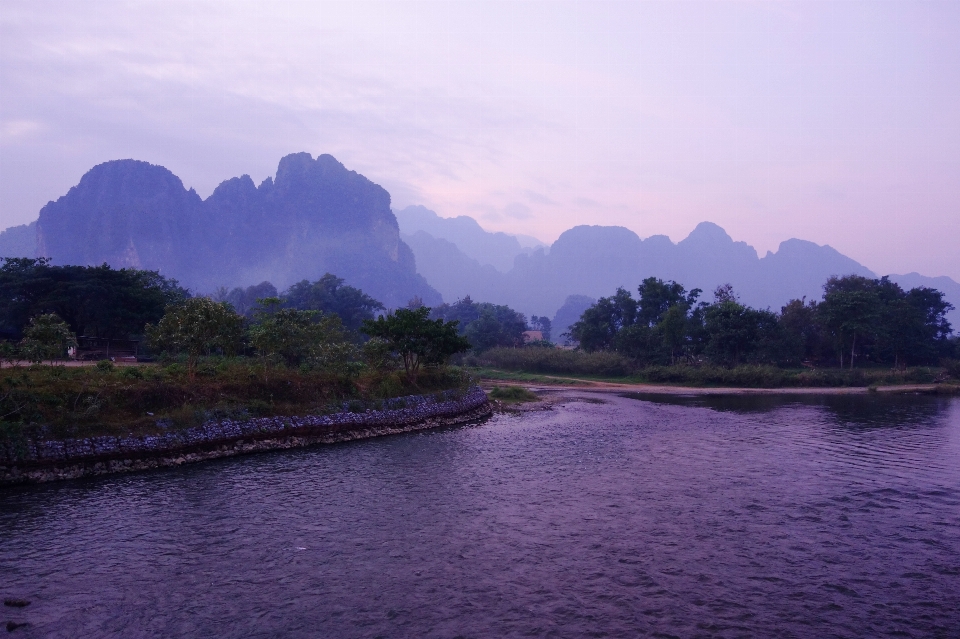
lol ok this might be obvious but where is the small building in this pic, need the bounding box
[521,330,544,344]
[74,336,140,362]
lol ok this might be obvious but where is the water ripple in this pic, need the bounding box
[1,393,958,638]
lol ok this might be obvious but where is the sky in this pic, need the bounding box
[1,0,958,280]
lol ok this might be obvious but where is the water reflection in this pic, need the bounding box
[622,390,954,428]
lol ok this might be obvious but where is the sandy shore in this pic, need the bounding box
[481,377,950,396]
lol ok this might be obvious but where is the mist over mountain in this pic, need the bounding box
[16,154,440,307]
[3,158,957,330]
[403,217,960,329]
[395,205,539,273]
[0,222,36,258]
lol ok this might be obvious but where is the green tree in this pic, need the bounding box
[146,298,244,378]
[636,277,701,327]
[361,307,470,381]
[818,276,883,369]
[0,258,187,341]
[570,287,637,352]
[779,298,822,365]
[659,304,688,364]
[219,281,278,317]
[704,287,780,366]
[18,313,77,363]
[431,297,526,353]
[283,274,385,332]
[248,297,354,371]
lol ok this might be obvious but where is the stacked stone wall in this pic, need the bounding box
[1,386,490,485]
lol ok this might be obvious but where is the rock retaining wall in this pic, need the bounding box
[1,387,491,486]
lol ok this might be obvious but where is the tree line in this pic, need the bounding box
[0,258,471,381]
[569,275,956,368]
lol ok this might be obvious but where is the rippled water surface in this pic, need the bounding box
[2,392,959,638]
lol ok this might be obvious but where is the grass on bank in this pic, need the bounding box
[487,386,540,404]
[0,357,473,442]
[466,347,960,389]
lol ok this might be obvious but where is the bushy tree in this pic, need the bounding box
[779,298,822,365]
[248,297,354,372]
[283,274,384,332]
[0,258,187,341]
[570,287,637,352]
[18,313,77,363]
[431,296,526,353]
[361,307,470,381]
[637,277,701,327]
[146,298,245,378]
[572,280,701,363]
[217,281,278,317]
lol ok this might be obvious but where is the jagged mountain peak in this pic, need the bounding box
[681,221,733,244]
[25,154,438,307]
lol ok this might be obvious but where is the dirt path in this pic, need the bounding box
[480,375,945,396]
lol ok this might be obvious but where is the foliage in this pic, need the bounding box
[467,346,634,377]
[283,274,385,332]
[488,386,539,403]
[146,298,245,378]
[567,276,954,369]
[0,257,188,341]
[248,297,355,373]
[18,314,77,363]
[570,287,637,351]
[431,296,527,352]
[214,281,278,317]
[571,279,702,363]
[704,300,780,366]
[528,315,552,342]
[362,307,471,380]
[361,337,399,372]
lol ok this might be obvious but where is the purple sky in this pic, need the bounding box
[1,1,958,279]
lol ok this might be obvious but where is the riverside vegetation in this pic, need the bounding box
[0,259,472,446]
[3,257,960,450]
[462,275,960,388]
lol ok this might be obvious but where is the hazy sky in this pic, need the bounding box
[1,1,958,279]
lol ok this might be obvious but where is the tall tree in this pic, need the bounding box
[570,287,637,352]
[819,276,883,369]
[0,258,187,341]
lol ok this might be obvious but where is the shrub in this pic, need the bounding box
[468,347,633,377]
[95,360,115,373]
[488,386,539,402]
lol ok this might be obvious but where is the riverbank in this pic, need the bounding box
[479,375,959,397]
[469,368,960,395]
[0,387,491,486]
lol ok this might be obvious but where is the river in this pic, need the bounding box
[2,391,958,638]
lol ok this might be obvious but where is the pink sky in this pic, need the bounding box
[1,0,958,279]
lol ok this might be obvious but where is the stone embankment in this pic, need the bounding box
[1,387,491,486]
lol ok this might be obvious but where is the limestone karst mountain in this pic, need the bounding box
[17,154,440,307]
[395,205,539,273]
[3,159,957,327]
[401,217,960,328]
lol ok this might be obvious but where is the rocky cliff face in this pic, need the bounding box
[33,154,440,307]
[37,160,203,274]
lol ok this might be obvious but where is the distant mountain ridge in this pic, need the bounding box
[2,154,440,307]
[400,215,960,329]
[2,164,957,329]
[395,205,540,273]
